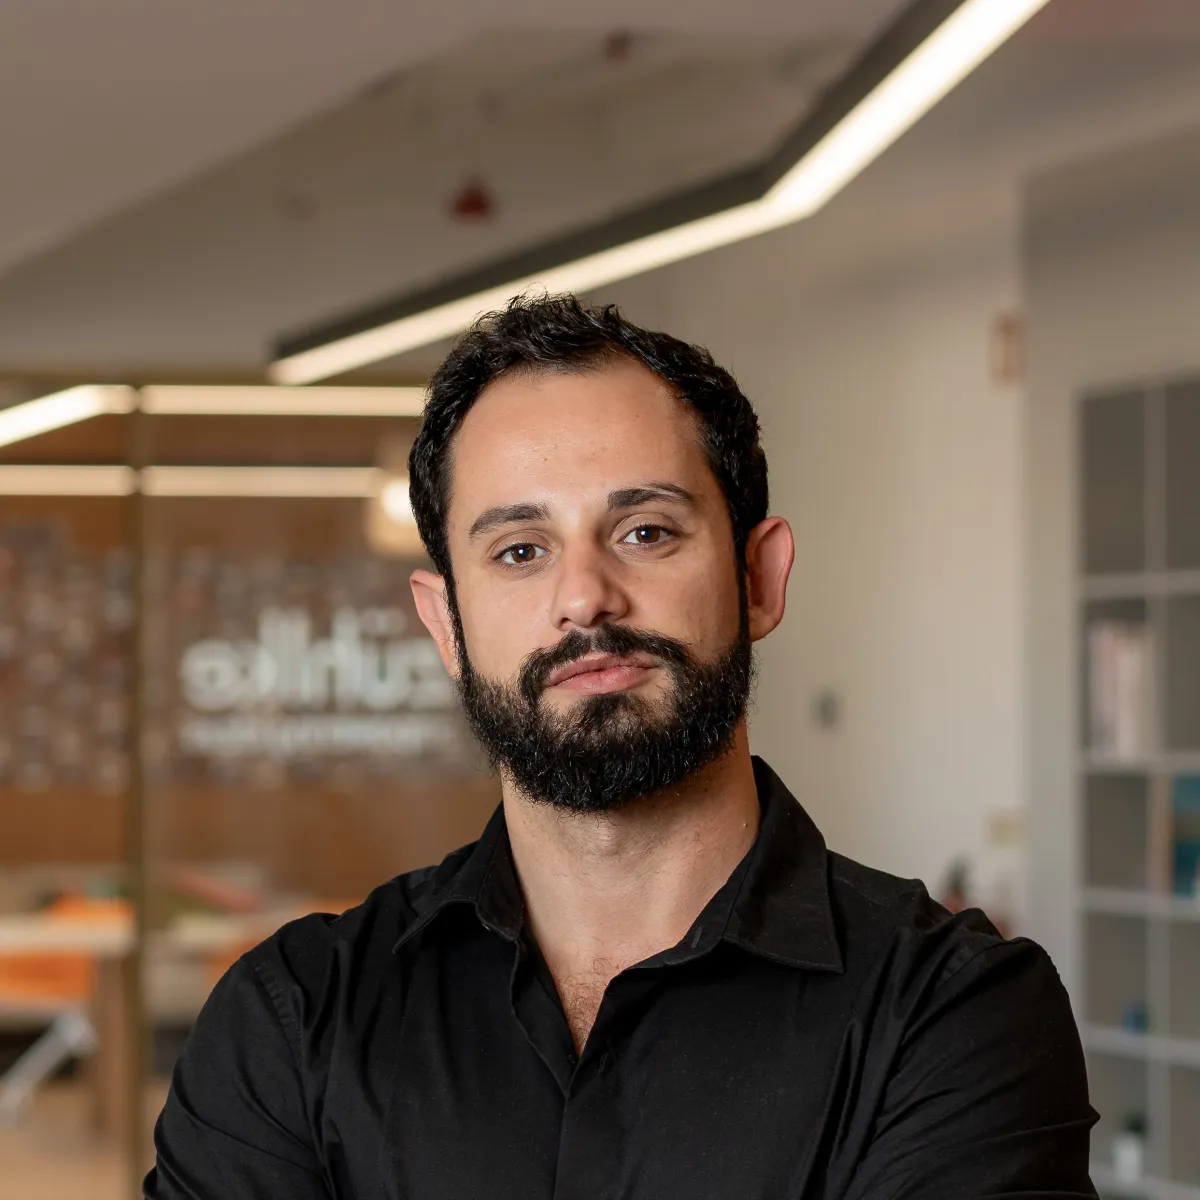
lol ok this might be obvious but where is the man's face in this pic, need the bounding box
[424,356,753,811]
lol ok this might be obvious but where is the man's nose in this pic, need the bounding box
[550,542,630,632]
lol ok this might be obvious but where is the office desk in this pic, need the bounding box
[0,905,330,1144]
[0,912,135,1141]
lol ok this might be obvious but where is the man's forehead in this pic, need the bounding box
[451,361,706,478]
[442,364,719,536]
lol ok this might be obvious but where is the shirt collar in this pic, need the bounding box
[720,757,843,971]
[394,756,843,974]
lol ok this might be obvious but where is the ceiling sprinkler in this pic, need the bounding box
[449,177,496,222]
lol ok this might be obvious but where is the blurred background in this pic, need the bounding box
[0,1,1198,1196]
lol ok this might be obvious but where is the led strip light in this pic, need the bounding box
[0,385,135,450]
[139,385,424,417]
[0,464,400,500]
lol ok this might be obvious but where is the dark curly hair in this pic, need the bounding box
[408,293,769,590]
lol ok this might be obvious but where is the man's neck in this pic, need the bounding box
[502,727,761,1050]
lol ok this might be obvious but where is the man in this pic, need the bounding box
[147,295,1096,1198]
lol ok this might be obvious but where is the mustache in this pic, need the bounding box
[517,624,694,708]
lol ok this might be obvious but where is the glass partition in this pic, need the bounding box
[0,395,500,1199]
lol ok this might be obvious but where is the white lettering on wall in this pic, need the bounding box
[176,607,460,761]
[179,607,454,714]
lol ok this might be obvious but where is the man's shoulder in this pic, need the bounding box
[245,837,481,990]
[826,847,957,936]
[823,849,1040,992]
[826,849,932,913]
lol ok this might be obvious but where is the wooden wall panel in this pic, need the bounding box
[0,775,499,902]
[145,777,498,900]
[0,787,124,864]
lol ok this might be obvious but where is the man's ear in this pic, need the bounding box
[743,517,794,643]
[410,569,461,680]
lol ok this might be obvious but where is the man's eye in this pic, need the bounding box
[498,543,547,566]
[622,525,669,546]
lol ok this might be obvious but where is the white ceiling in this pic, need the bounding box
[0,24,861,376]
[2,0,1200,380]
[0,0,902,277]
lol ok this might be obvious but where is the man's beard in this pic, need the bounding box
[453,614,754,814]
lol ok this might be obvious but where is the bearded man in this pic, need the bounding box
[146,295,1097,1199]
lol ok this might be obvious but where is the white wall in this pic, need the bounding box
[752,246,1022,898]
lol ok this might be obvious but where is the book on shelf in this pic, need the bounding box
[1087,619,1156,761]
[1173,775,1200,898]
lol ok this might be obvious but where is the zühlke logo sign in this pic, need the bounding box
[180,607,453,713]
[176,608,461,761]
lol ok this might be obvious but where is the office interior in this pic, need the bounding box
[0,1,1198,1196]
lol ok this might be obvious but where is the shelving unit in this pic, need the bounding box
[1078,379,1200,1195]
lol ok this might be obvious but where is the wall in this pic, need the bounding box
[751,244,1021,902]
[1024,127,1200,992]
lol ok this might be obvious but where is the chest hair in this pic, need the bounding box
[554,955,624,1052]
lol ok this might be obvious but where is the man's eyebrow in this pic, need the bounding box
[607,482,697,511]
[468,502,552,540]
[467,484,694,541]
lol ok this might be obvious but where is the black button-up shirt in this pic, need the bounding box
[146,758,1097,1199]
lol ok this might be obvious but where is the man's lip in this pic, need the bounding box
[544,654,655,688]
